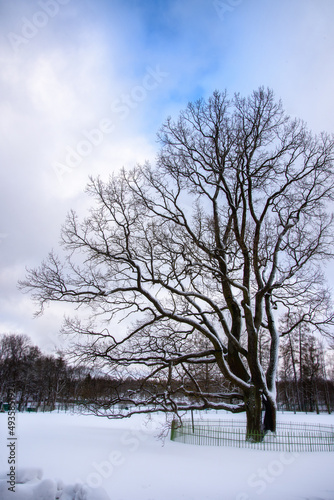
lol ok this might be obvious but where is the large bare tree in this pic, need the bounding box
[20,88,334,440]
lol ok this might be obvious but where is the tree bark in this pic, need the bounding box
[262,394,276,434]
[244,386,263,441]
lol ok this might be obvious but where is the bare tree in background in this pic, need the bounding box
[20,88,334,440]
[279,311,333,414]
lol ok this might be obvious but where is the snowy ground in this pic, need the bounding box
[0,409,334,500]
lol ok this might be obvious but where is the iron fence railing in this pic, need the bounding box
[170,419,334,452]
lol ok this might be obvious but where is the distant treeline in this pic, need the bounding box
[0,333,118,411]
[1,333,334,413]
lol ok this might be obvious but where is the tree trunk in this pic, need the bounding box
[262,394,276,433]
[244,387,277,442]
[288,332,302,411]
[245,386,263,442]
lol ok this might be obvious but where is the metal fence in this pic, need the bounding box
[170,419,334,452]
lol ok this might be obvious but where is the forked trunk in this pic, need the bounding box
[245,387,277,442]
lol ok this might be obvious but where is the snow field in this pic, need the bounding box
[0,410,334,499]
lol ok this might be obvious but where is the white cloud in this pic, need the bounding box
[26,55,77,121]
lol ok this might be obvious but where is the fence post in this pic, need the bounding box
[171,419,176,441]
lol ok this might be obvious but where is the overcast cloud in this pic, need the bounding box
[1,0,334,351]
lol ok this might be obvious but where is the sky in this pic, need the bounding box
[1,0,334,352]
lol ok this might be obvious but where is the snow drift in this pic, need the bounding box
[0,468,110,500]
